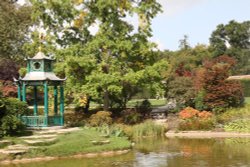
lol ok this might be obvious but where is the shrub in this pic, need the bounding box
[0,98,29,136]
[121,108,142,125]
[195,55,244,112]
[179,107,199,119]
[135,99,152,117]
[64,112,86,127]
[89,111,112,127]
[178,107,215,130]
[166,77,196,110]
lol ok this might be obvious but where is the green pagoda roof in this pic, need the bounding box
[28,51,54,60]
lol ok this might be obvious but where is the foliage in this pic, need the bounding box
[120,108,143,125]
[0,98,29,136]
[89,111,112,127]
[209,20,250,74]
[224,119,250,132]
[216,104,250,124]
[178,107,215,130]
[179,107,200,119]
[109,121,166,140]
[0,58,19,81]
[135,99,152,117]
[110,124,133,138]
[194,89,206,110]
[166,77,195,110]
[29,0,167,110]
[64,113,86,127]
[0,0,32,61]
[0,81,17,98]
[194,55,244,112]
[131,120,166,140]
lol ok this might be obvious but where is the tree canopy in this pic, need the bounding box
[28,0,167,110]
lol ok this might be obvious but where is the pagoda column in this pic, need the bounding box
[33,86,38,116]
[22,82,26,102]
[44,82,48,126]
[54,85,58,115]
[60,85,64,126]
[17,84,21,101]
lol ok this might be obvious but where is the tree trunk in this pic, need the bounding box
[103,89,109,111]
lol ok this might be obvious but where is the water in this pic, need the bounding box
[5,137,250,167]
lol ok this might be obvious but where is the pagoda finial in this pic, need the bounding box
[38,32,45,52]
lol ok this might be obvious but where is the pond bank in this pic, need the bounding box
[166,130,250,138]
[0,149,130,165]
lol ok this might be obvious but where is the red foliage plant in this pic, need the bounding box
[0,80,17,97]
[175,63,192,77]
[194,55,243,111]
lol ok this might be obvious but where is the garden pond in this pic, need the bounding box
[5,137,250,167]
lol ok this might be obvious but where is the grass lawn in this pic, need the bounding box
[127,98,166,108]
[24,128,131,158]
[244,97,250,105]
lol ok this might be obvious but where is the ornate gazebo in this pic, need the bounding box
[14,51,66,127]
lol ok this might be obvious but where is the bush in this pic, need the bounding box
[64,112,86,127]
[0,98,29,136]
[121,108,143,125]
[178,107,215,130]
[166,77,196,110]
[89,111,112,127]
[195,55,244,112]
[135,99,152,117]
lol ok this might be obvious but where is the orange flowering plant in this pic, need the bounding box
[178,107,215,130]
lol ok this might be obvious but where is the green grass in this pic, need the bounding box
[24,128,131,158]
[127,98,166,107]
[244,97,250,105]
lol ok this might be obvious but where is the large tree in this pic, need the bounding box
[0,0,32,61]
[29,0,167,110]
[209,20,250,74]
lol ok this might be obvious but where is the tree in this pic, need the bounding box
[166,76,195,110]
[195,55,244,112]
[0,0,32,61]
[179,35,190,50]
[209,20,250,74]
[30,0,167,110]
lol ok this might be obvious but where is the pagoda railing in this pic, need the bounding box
[21,115,63,127]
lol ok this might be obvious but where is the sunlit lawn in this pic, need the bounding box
[244,97,250,105]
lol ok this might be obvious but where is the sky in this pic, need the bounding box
[152,0,250,51]
[18,0,250,51]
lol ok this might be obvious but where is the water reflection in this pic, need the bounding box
[5,137,250,167]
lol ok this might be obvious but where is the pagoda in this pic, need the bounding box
[14,51,66,127]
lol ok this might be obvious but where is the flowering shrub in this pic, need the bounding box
[178,107,215,130]
[198,111,213,119]
[179,107,199,119]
